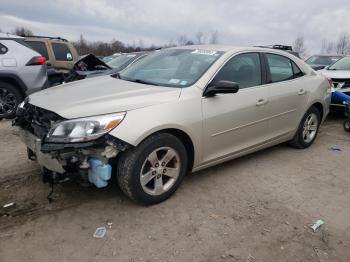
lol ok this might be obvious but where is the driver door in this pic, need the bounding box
[202,52,270,164]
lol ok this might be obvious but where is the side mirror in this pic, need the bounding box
[204,80,239,97]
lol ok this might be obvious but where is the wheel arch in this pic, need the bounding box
[311,102,324,122]
[135,128,195,173]
[0,74,27,97]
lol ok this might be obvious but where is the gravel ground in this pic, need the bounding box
[0,116,349,262]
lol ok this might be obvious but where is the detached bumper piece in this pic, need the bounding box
[14,103,131,189]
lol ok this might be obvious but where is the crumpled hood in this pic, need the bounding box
[320,69,350,79]
[28,76,181,119]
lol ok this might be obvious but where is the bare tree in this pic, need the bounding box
[195,32,205,44]
[177,34,188,46]
[336,33,350,55]
[12,27,34,37]
[293,34,307,58]
[321,39,335,54]
[209,30,219,44]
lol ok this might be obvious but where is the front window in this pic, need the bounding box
[119,49,224,87]
[306,55,342,66]
[328,57,350,70]
[212,52,262,89]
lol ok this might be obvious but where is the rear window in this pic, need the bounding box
[266,53,304,83]
[0,43,8,54]
[52,43,73,61]
[25,41,49,60]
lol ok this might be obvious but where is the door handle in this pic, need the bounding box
[256,98,268,106]
[298,89,306,95]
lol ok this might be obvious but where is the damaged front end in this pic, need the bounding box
[14,101,130,189]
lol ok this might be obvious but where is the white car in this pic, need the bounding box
[15,45,331,205]
[320,56,350,110]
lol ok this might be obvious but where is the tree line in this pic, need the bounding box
[293,33,350,58]
[2,27,350,58]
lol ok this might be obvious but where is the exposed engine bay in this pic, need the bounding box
[14,101,131,191]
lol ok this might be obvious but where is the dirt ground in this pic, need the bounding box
[0,115,350,262]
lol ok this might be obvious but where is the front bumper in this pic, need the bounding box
[19,129,65,173]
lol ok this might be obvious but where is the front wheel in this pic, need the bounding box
[289,106,321,149]
[117,133,188,205]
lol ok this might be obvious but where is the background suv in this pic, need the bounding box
[24,36,79,86]
[0,33,48,119]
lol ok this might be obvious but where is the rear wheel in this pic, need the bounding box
[344,120,350,132]
[0,82,23,119]
[117,133,188,205]
[289,106,321,149]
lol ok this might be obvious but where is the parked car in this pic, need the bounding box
[65,52,149,82]
[305,54,343,70]
[0,33,48,119]
[24,36,79,86]
[15,45,331,205]
[102,53,121,63]
[320,56,350,110]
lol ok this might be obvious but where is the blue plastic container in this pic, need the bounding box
[88,158,112,188]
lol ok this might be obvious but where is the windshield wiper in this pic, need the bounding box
[112,72,121,79]
[128,78,159,86]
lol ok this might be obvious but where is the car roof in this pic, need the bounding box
[168,44,300,57]
[0,32,23,39]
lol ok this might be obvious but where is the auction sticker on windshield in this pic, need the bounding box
[191,49,218,56]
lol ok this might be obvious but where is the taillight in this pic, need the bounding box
[26,56,46,66]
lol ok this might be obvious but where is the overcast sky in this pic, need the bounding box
[0,0,349,54]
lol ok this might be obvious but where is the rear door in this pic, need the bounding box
[202,52,271,164]
[263,53,308,138]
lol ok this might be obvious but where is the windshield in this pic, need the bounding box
[107,54,137,69]
[328,57,350,70]
[306,55,342,65]
[119,49,224,87]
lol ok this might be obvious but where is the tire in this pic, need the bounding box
[0,82,23,119]
[288,106,321,149]
[117,133,188,205]
[344,120,350,132]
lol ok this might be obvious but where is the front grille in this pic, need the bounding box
[331,78,350,89]
[15,103,64,138]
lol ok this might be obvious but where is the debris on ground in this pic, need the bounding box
[309,219,325,232]
[2,202,15,209]
[247,254,255,262]
[328,146,342,151]
[93,227,107,238]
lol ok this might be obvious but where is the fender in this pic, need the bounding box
[0,72,27,94]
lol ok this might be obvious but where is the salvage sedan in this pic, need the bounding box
[15,45,331,205]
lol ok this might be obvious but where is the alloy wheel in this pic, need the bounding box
[302,113,318,143]
[140,147,181,196]
[0,87,17,116]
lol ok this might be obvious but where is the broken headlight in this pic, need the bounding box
[46,113,125,143]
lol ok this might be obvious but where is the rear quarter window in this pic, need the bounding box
[52,43,73,61]
[25,41,49,60]
[0,43,8,55]
[266,53,304,83]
